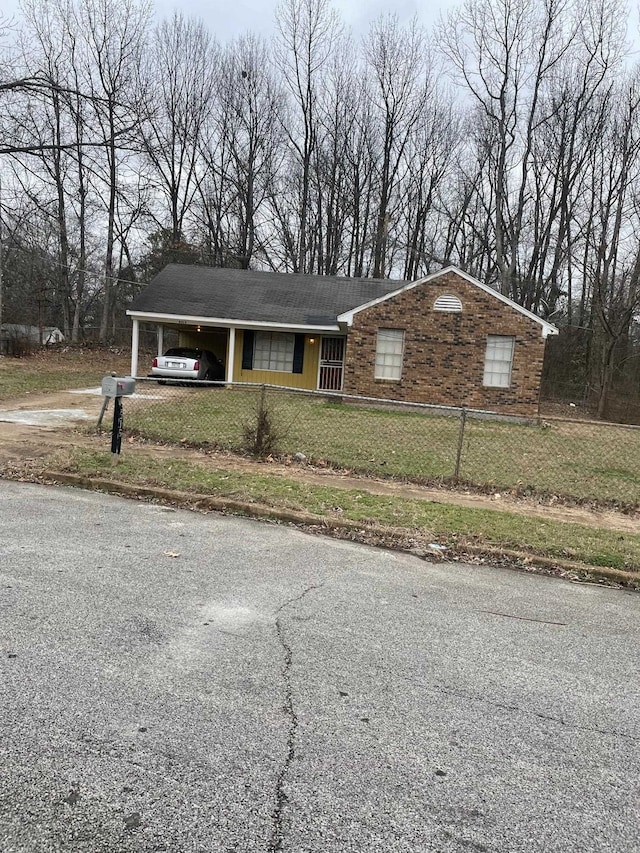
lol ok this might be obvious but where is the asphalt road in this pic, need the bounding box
[1,481,639,852]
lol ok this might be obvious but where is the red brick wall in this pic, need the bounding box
[342,271,547,416]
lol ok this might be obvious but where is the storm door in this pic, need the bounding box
[318,336,345,391]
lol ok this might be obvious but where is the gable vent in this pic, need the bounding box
[434,294,463,313]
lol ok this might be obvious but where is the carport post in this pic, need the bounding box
[157,324,164,357]
[130,318,139,377]
[227,327,236,384]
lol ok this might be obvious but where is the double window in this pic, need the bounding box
[241,330,305,374]
[483,336,515,387]
[254,331,295,372]
[375,329,405,381]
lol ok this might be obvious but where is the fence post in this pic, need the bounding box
[454,407,467,480]
[259,383,266,421]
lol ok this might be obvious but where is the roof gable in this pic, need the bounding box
[337,266,559,338]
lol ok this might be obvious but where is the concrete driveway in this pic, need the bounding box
[1,481,638,852]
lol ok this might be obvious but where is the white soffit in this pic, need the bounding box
[127,310,340,333]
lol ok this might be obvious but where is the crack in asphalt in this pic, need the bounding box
[274,584,324,617]
[441,828,491,852]
[268,585,323,853]
[474,609,568,626]
[372,663,640,743]
[449,688,640,743]
[268,615,297,853]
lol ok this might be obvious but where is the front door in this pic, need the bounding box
[318,337,345,391]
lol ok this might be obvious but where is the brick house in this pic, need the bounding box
[128,264,557,416]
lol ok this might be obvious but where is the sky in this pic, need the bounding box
[3,0,460,43]
[154,0,458,40]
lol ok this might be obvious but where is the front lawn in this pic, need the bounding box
[124,384,640,506]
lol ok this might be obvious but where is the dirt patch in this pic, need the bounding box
[0,386,638,535]
[0,387,104,411]
[0,389,103,465]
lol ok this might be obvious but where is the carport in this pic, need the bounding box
[128,313,237,383]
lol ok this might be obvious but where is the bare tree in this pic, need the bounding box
[399,98,460,280]
[80,0,151,342]
[274,0,340,273]
[579,70,640,416]
[217,34,283,268]
[18,0,78,337]
[140,14,216,253]
[364,14,433,279]
[193,34,283,270]
[440,0,581,298]
[309,32,362,275]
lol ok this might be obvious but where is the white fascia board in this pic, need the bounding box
[337,265,559,339]
[336,282,411,326]
[126,310,340,333]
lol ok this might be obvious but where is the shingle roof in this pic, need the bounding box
[129,265,404,327]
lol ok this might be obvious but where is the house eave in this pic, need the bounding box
[127,310,342,334]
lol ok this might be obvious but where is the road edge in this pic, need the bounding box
[42,471,640,591]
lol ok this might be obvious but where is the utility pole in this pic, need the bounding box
[0,172,4,355]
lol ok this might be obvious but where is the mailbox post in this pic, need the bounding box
[100,374,136,455]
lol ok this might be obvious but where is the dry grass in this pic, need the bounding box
[0,347,133,400]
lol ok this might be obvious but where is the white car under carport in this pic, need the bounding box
[150,347,225,381]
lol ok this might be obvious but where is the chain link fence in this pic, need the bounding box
[120,379,640,507]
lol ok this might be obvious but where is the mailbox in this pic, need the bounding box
[101,375,136,397]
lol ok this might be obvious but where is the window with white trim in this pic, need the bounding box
[254,331,295,372]
[483,335,515,387]
[375,329,405,380]
[434,294,463,312]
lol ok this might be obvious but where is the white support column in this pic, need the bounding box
[130,318,139,377]
[226,327,236,384]
[157,324,164,356]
